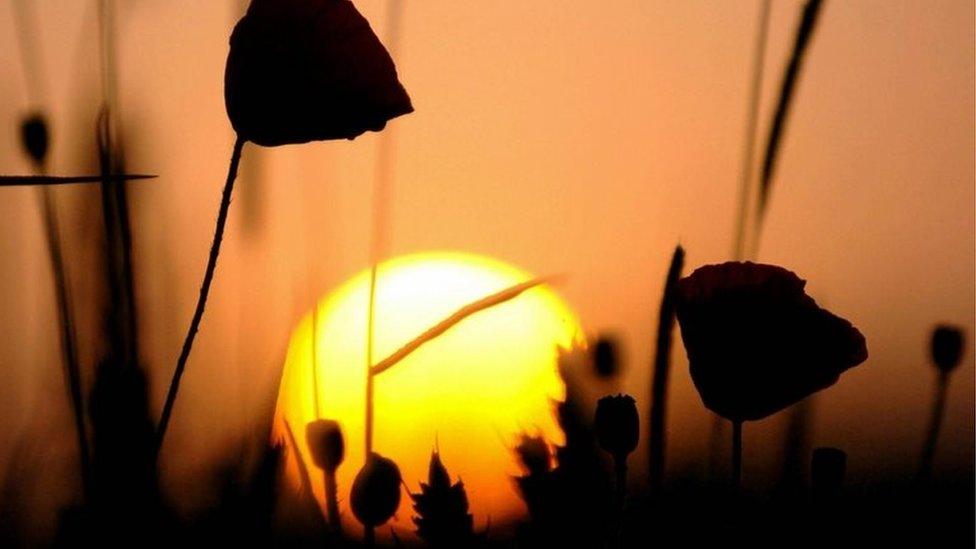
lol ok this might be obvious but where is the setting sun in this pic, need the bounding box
[273,251,583,537]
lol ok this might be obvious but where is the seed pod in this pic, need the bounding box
[931,325,965,374]
[592,336,620,378]
[20,113,49,166]
[594,394,639,462]
[350,452,402,528]
[306,419,344,473]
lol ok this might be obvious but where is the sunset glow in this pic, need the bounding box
[274,251,583,536]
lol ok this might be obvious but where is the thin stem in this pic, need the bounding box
[731,0,772,261]
[155,136,245,456]
[365,265,379,456]
[37,184,91,501]
[917,371,950,481]
[364,525,375,547]
[325,470,341,535]
[612,459,628,548]
[732,420,743,492]
[311,305,321,417]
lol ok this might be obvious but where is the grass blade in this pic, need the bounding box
[756,0,825,226]
[648,244,684,491]
[0,174,155,186]
[370,277,553,376]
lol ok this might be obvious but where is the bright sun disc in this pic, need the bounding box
[273,251,583,538]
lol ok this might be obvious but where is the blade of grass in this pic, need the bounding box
[370,277,553,376]
[37,183,91,501]
[0,174,155,186]
[755,0,825,233]
[731,0,771,261]
[648,244,684,492]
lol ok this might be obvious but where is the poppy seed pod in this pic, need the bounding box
[305,419,344,473]
[931,325,965,374]
[674,262,868,422]
[592,336,620,378]
[350,452,402,528]
[20,114,49,166]
[594,394,639,462]
[225,0,413,146]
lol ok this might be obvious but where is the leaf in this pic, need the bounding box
[410,450,474,547]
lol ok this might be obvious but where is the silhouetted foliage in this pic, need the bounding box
[674,262,868,422]
[514,348,613,548]
[410,449,476,547]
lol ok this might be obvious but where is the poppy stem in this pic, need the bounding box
[917,371,950,481]
[324,469,342,536]
[731,420,743,492]
[364,525,375,547]
[613,459,628,548]
[155,135,245,457]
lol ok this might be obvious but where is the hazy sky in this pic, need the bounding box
[0,0,972,535]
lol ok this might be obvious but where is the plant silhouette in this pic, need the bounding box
[410,448,476,547]
[156,0,413,456]
[674,262,868,489]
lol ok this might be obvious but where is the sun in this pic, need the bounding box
[273,251,583,538]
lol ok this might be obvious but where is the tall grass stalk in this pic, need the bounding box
[648,244,684,491]
[753,0,824,250]
[364,0,406,459]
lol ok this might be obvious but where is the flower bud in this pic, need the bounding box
[350,452,402,528]
[20,114,49,166]
[305,419,344,473]
[931,325,965,374]
[594,394,639,462]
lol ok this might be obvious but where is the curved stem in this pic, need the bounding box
[731,420,743,492]
[155,136,245,457]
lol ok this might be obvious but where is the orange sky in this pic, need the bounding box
[0,0,972,535]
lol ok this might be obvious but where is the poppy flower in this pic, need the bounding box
[225,0,413,146]
[674,262,867,422]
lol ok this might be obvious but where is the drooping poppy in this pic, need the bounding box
[674,262,867,422]
[156,0,413,455]
[225,0,413,146]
